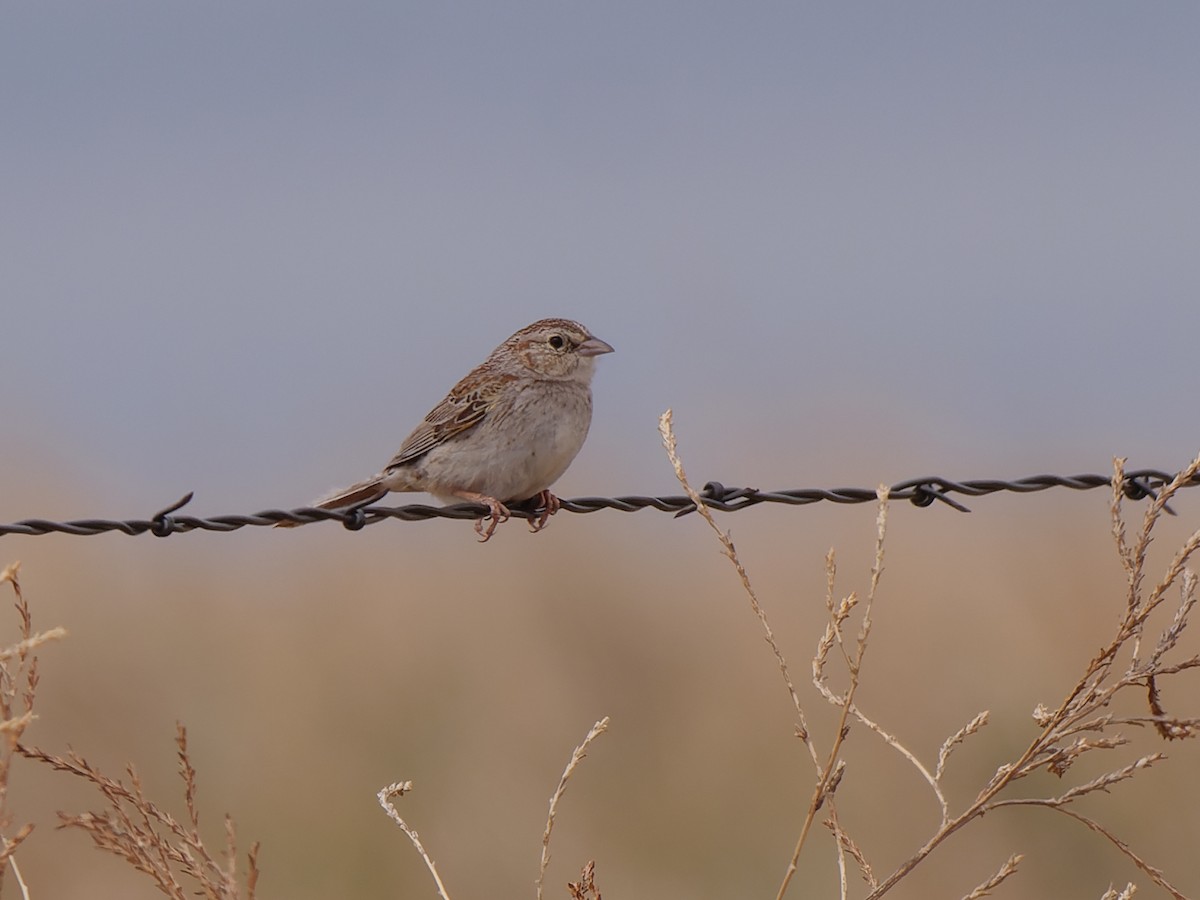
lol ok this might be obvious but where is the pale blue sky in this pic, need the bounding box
[4,3,1199,518]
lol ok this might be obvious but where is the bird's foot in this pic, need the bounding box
[453,491,511,542]
[527,489,561,533]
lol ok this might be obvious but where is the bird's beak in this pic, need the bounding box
[578,336,615,357]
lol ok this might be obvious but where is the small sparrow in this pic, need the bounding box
[280,318,614,540]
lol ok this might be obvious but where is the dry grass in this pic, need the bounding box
[19,725,260,900]
[377,716,610,900]
[0,562,65,898]
[2,414,1198,898]
[660,408,1200,899]
[566,860,602,900]
[536,717,610,900]
[7,556,613,900]
[376,780,453,900]
[4,556,258,900]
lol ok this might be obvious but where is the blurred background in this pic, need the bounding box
[3,3,1200,897]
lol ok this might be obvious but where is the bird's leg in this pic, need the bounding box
[452,490,511,542]
[527,489,561,533]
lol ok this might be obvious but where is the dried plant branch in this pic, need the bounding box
[537,717,610,900]
[792,489,895,897]
[813,580,856,687]
[21,722,259,900]
[823,808,875,894]
[1052,807,1180,899]
[1,561,65,895]
[658,411,811,749]
[658,411,825,893]
[1112,459,1138,590]
[827,805,849,900]
[566,860,602,900]
[860,451,1200,898]
[1151,570,1196,666]
[988,753,1163,812]
[377,780,453,900]
[7,854,30,900]
[1120,454,1200,664]
[659,410,902,900]
[836,696,948,825]
[663,422,1200,898]
[961,853,1022,899]
[0,629,67,665]
[378,717,609,900]
[1100,884,1137,900]
[937,712,990,782]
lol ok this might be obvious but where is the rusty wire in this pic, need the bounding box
[0,468,1196,538]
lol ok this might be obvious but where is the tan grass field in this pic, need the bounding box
[3,427,1199,899]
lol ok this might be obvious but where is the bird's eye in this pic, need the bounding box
[548,334,566,350]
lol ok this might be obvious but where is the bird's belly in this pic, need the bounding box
[421,384,592,502]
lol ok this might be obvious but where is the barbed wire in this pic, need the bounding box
[1,467,1197,539]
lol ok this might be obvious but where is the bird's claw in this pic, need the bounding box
[474,499,511,542]
[458,490,556,541]
[527,490,560,533]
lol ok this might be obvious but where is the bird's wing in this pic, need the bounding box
[385,372,516,469]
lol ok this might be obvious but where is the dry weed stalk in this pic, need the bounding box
[660,411,1200,898]
[959,853,1023,899]
[1,561,65,898]
[21,723,260,900]
[566,860,602,900]
[658,410,878,899]
[377,781,453,900]
[538,717,610,900]
[379,716,609,900]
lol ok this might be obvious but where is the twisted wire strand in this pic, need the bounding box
[1,468,1195,539]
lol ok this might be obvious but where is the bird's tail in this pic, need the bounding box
[274,477,388,528]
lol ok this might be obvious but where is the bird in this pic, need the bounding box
[279,318,614,541]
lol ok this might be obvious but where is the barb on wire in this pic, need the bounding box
[0,468,1196,539]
